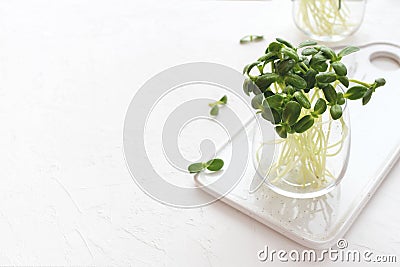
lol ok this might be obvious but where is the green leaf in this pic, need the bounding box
[252,85,262,95]
[375,78,386,87]
[219,95,227,104]
[316,72,337,84]
[275,125,287,138]
[277,59,295,75]
[251,94,264,109]
[330,104,343,120]
[240,35,264,44]
[313,98,327,115]
[294,115,314,133]
[310,52,328,72]
[314,62,328,72]
[258,52,278,63]
[265,94,284,109]
[261,107,281,124]
[338,46,360,58]
[243,61,260,75]
[362,88,373,105]
[331,62,347,76]
[276,38,294,48]
[338,76,349,88]
[264,90,275,98]
[206,159,224,171]
[298,40,317,48]
[284,85,296,95]
[337,92,345,105]
[293,91,311,109]
[243,78,254,96]
[322,84,338,104]
[210,105,219,116]
[282,101,301,125]
[268,42,282,52]
[302,47,318,56]
[188,163,205,173]
[254,73,279,91]
[285,73,307,90]
[319,46,337,60]
[304,69,317,90]
[281,47,299,62]
[301,57,310,67]
[344,85,368,100]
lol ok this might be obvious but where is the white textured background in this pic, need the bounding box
[0,0,399,265]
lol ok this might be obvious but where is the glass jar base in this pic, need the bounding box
[300,32,349,43]
[266,180,338,199]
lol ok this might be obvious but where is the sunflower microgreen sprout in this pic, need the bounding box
[243,38,386,187]
[244,38,385,138]
[209,95,227,116]
[240,35,264,44]
[188,158,224,174]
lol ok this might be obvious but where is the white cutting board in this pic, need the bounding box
[195,42,400,249]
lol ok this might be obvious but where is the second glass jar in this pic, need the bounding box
[292,0,367,42]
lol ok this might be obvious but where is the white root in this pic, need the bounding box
[296,0,354,37]
[256,89,348,188]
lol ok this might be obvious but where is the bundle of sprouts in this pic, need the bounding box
[244,38,385,187]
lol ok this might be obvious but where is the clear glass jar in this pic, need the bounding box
[292,0,367,42]
[253,89,351,198]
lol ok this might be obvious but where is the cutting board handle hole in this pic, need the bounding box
[369,51,400,71]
